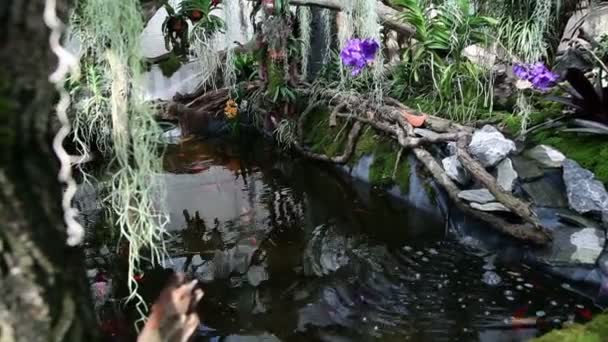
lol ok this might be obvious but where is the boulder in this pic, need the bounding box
[468,125,516,167]
[496,158,517,192]
[511,156,544,182]
[458,189,495,204]
[563,159,608,216]
[442,155,470,185]
[470,202,511,213]
[524,145,566,168]
[521,170,568,208]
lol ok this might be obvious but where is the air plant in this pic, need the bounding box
[162,0,223,57]
[548,67,608,135]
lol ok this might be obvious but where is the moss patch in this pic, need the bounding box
[302,106,350,157]
[533,313,608,342]
[158,53,183,78]
[531,129,608,184]
[367,137,410,193]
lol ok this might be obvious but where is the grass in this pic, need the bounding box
[533,312,608,342]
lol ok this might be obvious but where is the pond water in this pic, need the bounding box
[149,136,601,342]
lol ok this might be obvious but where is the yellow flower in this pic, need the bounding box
[224,99,238,119]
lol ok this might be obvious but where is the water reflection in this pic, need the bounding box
[160,138,598,342]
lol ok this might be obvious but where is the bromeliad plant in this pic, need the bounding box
[162,0,223,57]
[548,68,608,135]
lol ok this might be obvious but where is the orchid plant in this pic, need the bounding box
[512,62,559,91]
[340,38,380,76]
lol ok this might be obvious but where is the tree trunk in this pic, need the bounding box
[0,0,99,341]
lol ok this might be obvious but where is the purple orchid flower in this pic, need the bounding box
[512,62,559,91]
[340,38,380,76]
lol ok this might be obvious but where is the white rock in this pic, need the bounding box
[458,189,495,204]
[442,155,470,185]
[470,202,511,212]
[496,158,517,192]
[570,228,605,264]
[468,125,516,167]
[524,145,566,168]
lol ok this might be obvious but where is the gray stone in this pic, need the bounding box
[468,125,516,167]
[511,156,544,181]
[496,158,517,191]
[470,202,511,212]
[458,189,495,203]
[442,155,470,185]
[521,178,568,208]
[563,159,608,215]
[524,145,566,168]
[536,226,605,266]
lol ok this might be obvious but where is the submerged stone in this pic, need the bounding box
[524,145,566,168]
[458,189,495,204]
[468,125,516,167]
[563,159,608,216]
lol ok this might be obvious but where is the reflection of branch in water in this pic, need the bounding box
[180,209,224,273]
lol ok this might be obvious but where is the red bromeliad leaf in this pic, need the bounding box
[403,111,427,127]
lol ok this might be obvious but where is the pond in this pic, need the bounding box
[153,136,601,342]
[87,136,601,342]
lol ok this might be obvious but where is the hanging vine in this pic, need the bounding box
[68,0,168,321]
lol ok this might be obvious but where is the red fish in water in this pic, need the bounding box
[577,307,593,321]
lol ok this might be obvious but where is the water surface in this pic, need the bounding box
[158,137,598,342]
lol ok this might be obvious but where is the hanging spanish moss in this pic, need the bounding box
[298,6,312,78]
[68,0,168,320]
[320,8,332,66]
[223,0,242,88]
[337,0,355,85]
[192,30,224,90]
[354,0,384,102]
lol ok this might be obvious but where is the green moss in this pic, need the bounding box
[158,53,183,78]
[369,138,410,193]
[531,130,608,184]
[302,106,350,157]
[533,313,608,342]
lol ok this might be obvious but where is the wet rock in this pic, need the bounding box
[524,145,566,168]
[458,189,495,204]
[511,156,544,182]
[496,158,517,192]
[470,202,511,212]
[482,271,502,286]
[468,125,516,167]
[521,173,568,208]
[442,155,470,185]
[246,265,269,287]
[557,212,602,229]
[536,226,605,266]
[570,228,606,264]
[563,159,608,216]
